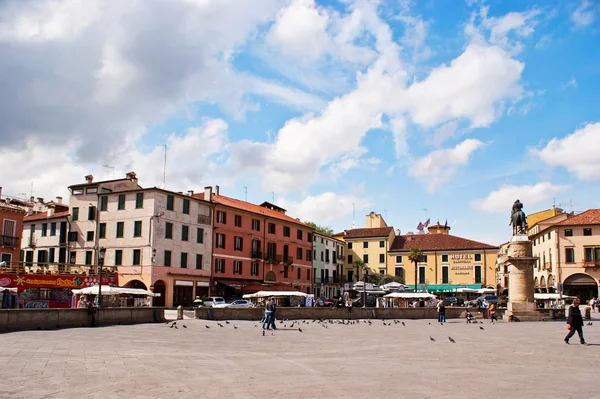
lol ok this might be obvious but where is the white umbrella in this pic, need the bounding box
[242,290,308,299]
[0,286,17,293]
[72,285,158,297]
[384,292,437,299]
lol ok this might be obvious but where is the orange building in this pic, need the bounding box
[194,187,314,296]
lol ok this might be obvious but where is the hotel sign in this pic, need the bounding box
[450,254,474,264]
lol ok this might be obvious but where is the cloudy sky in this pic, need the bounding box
[0,0,598,245]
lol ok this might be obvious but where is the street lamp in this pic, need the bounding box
[362,266,369,308]
[97,247,106,307]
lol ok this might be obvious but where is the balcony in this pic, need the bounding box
[264,254,283,264]
[284,256,293,265]
[1,235,18,248]
[251,250,263,259]
[583,261,600,268]
[337,255,344,261]
[197,214,211,225]
[28,236,36,248]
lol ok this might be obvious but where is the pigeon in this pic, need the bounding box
[174,326,178,329]
[218,323,224,328]
[430,336,435,342]
[226,321,230,324]
[183,325,187,329]
[587,322,593,326]
[428,323,431,325]
[271,332,274,336]
[234,326,238,329]
[205,325,210,329]
[298,328,303,333]
[479,326,484,330]
[401,322,405,327]
[170,324,174,329]
[171,322,177,326]
[262,330,265,336]
[448,337,456,343]
[165,321,170,325]
[254,324,258,327]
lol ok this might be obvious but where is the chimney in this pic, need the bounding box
[0,186,2,199]
[204,186,212,200]
[47,205,55,217]
[126,171,137,181]
[85,175,94,184]
[30,196,35,203]
[215,185,220,195]
[37,197,44,204]
[187,190,194,196]
[56,196,63,204]
[395,229,400,235]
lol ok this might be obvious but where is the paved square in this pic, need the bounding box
[1,316,598,399]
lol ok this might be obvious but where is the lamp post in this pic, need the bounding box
[97,247,106,307]
[362,266,368,308]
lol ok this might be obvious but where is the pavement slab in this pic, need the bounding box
[1,317,599,399]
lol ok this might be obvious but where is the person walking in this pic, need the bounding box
[193,296,203,308]
[489,302,498,323]
[564,298,586,345]
[438,302,446,325]
[269,297,278,330]
[262,299,273,330]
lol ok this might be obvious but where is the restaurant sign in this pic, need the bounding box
[0,273,118,292]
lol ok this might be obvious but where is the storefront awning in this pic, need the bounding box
[417,284,482,293]
[216,280,262,289]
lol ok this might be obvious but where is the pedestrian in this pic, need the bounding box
[262,298,273,330]
[86,299,97,327]
[269,297,278,330]
[346,297,353,316]
[564,298,586,345]
[590,297,596,313]
[481,299,489,319]
[438,302,446,325]
[489,302,497,323]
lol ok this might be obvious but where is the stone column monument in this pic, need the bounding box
[501,200,545,321]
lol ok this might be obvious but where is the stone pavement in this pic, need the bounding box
[0,317,598,399]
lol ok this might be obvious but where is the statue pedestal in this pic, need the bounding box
[503,235,547,321]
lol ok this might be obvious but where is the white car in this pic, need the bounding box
[225,299,255,308]
[203,296,226,308]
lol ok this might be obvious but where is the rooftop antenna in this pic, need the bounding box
[384,209,388,222]
[243,186,248,202]
[569,199,574,213]
[422,208,428,222]
[272,192,275,203]
[157,144,167,189]
[352,203,356,228]
[551,197,556,207]
[102,165,115,180]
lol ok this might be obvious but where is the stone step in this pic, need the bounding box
[504,311,549,322]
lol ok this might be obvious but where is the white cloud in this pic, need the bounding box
[535,34,551,49]
[408,139,487,192]
[561,77,578,89]
[571,0,596,27]
[277,192,373,224]
[427,121,461,147]
[535,122,600,180]
[471,182,571,213]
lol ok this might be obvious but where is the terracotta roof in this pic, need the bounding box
[390,233,498,252]
[193,193,310,227]
[24,211,70,222]
[342,227,393,239]
[554,209,600,226]
[0,202,27,214]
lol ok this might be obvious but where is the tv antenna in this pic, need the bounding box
[102,165,115,180]
[157,144,167,189]
[244,186,248,202]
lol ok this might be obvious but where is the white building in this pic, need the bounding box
[312,232,344,299]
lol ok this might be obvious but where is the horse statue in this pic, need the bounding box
[509,199,528,235]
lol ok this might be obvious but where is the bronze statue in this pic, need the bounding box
[509,199,528,235]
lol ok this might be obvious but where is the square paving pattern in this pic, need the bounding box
[1,316,598,399]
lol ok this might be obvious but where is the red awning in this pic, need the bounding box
[243,282,297,293]
[216,279,259,289]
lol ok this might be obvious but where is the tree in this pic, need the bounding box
[304,221,334,236]
[408,248,424,293]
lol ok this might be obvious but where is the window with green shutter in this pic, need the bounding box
[85,251,93,266]
[196,254,203,269]
[116,222,124,238]
[118,194,126,210]
[165,222,173,239]
[72,207,79,221]
[99,223,106,239]
[197,228,204,244]
[166,195,174,211]
[181,252,188,268]
[135,192,144,209]
[475,266,482,284]
[134,221,142,237]
[115,250,122,266]
[181,225,189,241]
[164,250,172,267]
[100,196,108,211]
[442,266,449,284]
[133,249,141,265]
[182,199,190,214]
[419,267,426,284]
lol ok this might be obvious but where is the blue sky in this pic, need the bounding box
[0,0,599,245]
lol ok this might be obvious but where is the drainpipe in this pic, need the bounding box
[262,217,268,283]
[208,202,216,296]
[557,231,562,300]
[434,251,438,284]
[483,250,487,287]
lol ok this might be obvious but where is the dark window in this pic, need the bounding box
[394,267,404,281]
[363,254,369,263]
[321,252,324,261]
[325,249,330,263]
[166,195,174,211]
[48,248,55,263]
[215,259,225,273]
[297,230,303,240]
[72,207,79,221]
[565,229,573,237]
[87,206,96,221]
[196,254,203,270]
[442,266,449,284]
[297,247,303,260]
[348,242,353,249]
[252,219,260,231]
[441,254,448,263]
[307,233,313,242]
[99,223,106,239]
[297,267,301,279]
[419,267,426,284]
[585,248,593,262]
[348,254,353,263]
[379,240,385,248]
[116,222,124,238]
[50,222,56,236]
[165,222,173,239]
[283,265,289,278]
[133,249,141,265]
[181,225,189,241]
[182,199,190,214]
[86,231,94,241]
[234,215,242,227]
[420,255,428,263]
[307,268,311,281]
[216,233,226,249]
[379,254,385,263]
[474,254,482,262]
[268,223,276,234]
[584,228,592,236]
[363,242,368,248]
[100,196,108,211]
[135,193,144,209]
[181,252,188,268]
[565,248,575,263]
[164,250,172,267]
[134,221,142,237]
[196,228,204,244]
[475,266,482,284]
[115,250,122,266]
[283,226,290,237]
[217,211,227,224]
[85,251,93,266]
[251,262,259,276]
[40,223,47,237]
[234,236,243,251]
[234,261,242,274]
[306,249,312,262]
[396,255,402,263]
[118,194,126,210]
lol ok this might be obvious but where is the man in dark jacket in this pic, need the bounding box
[565,298,586,345]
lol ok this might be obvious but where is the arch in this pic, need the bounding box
[534,277,539,288]
[563,273,598,303]
[540,276,546,288]
[265,271,276,282]
[152,280,166,307]
[547,274,555,287]
[124,280,147,290]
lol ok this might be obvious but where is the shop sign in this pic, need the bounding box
[0,273,117,292]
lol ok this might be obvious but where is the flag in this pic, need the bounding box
[417,222,424,231]
[444,219,448,228]
[423,218,430,228]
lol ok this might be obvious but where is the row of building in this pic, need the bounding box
[2,172,599,307]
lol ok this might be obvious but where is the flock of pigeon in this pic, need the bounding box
[164,317,501,343]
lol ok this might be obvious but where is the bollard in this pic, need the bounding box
[585,306,591,320]
[177,305,184,320]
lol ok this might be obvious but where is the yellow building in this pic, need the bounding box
[334,212,395,282]
[527,206,565,231]
[387,222,498,293]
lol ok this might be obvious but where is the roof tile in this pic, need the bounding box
[554,209,600,226]
[0,202,27,214]
[342,227,393,238]
[390,234,498,251]
[24,211,70,222]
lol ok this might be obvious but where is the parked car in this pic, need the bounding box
[202,296,226,308]
[315,297,335,307]
[352,296,377,307]
[443,296,464,306]
[469,295,499,306]
[226,299,255,308]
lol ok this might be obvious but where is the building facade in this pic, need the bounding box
[312,232,344,298]
[21,206,70,271]
[335,212,395,282]
[529,209,600,301]
[194,187,314,295]
[387,222,498,293]
[0,187,26,268]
